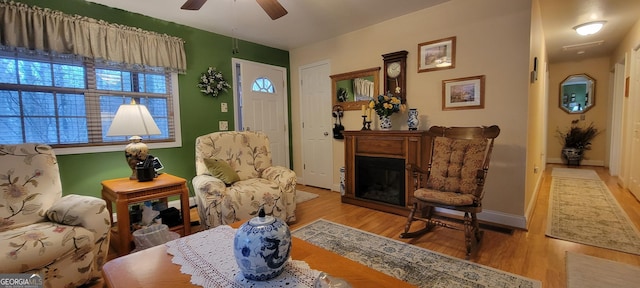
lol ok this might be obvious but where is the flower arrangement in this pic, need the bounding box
[368,93,406,117]
[197,67,231,97]
[556,120,600,150]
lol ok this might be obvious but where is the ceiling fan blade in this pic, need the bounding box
[181,0,207,10]
[256,0,288,20]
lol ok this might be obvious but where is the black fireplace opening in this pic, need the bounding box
[355,155,405,206]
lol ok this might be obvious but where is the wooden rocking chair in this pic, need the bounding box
[400,125,500,259]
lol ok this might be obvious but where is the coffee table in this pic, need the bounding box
[102,223,414,287]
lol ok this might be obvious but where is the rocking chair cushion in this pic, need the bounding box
[414,188,477,206]
[427,137,487,195]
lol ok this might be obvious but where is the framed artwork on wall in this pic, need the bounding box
[418,36,456,73]
[442,75,485,110]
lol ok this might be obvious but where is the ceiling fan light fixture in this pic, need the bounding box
[573,21,606,36]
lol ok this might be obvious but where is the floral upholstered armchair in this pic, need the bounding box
[193,131,297,230]
[0,144,111,288]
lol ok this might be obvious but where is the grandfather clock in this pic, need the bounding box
[382,50,408,100]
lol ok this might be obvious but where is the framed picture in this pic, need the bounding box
[442,75,485,110]
[418,36,456,73]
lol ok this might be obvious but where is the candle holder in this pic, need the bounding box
[361,116,371,130]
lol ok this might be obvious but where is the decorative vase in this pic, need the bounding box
[562,147,583,166]
[233,208,292,281]
[379,115,392,130]
[407,109,419,130]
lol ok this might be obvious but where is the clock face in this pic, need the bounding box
[387,62,401,78]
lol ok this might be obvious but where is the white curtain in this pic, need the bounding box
[0,1,187,73]
[353,77,374,101]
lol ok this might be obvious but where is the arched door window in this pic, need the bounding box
[252,77,275,93]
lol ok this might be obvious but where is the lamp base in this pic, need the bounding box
[124,136,149,180]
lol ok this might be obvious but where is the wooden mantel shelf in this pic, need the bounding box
[342,130,430,216]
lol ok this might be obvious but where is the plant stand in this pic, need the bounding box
[562,147,583,166]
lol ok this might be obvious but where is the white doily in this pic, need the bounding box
[166,225,321,288]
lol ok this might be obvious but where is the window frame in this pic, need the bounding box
[55,73,182,155]
[0,53,182,155]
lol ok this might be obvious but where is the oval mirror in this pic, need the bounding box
[330,67,380,110]
[559,74,595,114]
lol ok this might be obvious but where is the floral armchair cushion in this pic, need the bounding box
[0,144,111,287]
[1,144,61,231]
[193,131,297,229]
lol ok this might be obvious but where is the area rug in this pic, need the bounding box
[546,173,640,255]
[551,167,599,180]
[566,251,640,288]
[292,219,541,288]
[296,190,319,203]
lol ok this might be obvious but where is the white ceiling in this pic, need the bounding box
[540,0,640,63]
[85,0,640,63]
[85,0,449,51]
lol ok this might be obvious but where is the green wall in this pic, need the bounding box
[14,0,290,198]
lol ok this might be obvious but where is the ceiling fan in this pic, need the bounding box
[181,0,288,20]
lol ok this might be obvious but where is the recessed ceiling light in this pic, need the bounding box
[573,21,606,36]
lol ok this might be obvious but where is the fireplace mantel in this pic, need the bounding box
[342,130,430,216]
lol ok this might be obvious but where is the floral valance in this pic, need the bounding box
[0,1,187,73]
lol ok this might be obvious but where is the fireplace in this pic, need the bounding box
[355,156,405,206]
[342,130,430,216]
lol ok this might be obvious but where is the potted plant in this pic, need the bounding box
[556,120,600,165]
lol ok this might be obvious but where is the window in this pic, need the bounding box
[252,77,275,93]
[0,49,180,154]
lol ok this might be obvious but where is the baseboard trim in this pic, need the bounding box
[524,169,544,230]
[547,157,604,166]
[434,207,527,230]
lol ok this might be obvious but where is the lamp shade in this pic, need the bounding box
[107,102,161,137]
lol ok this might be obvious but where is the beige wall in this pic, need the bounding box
[290,0,536,228]
[546,57,610,166]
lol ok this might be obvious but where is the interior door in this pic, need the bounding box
[628,50,640,198]
[300,61,332,189]
[233,59,289,168]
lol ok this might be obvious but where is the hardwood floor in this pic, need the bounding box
[94,164,640,287]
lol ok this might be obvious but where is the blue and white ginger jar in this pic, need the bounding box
[233,208,292,281]
[407,108,419,130]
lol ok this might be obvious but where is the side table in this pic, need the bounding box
[101,173,191,256]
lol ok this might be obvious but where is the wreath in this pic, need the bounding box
[197,67,231,97]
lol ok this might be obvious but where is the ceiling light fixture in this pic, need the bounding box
[573,21,606,36]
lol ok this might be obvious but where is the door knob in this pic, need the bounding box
[324,132,329,136]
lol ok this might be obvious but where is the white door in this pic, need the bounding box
[628,50,640,198]
[233,59,289,168]
[300,61,332,189]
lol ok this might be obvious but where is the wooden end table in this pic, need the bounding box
[101,173,191,256]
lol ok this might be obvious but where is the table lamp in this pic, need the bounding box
[107,99,161,180]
